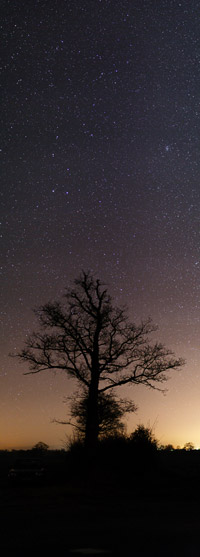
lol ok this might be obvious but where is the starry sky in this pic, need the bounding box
[1,0,200,449]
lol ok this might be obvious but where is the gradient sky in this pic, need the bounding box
[1,0,200,449]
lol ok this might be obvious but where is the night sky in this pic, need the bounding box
[1,0,200,449]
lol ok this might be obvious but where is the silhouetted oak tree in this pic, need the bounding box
[17,271,184,449]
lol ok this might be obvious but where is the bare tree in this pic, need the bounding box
[16,271,184,449]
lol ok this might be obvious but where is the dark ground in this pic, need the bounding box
[1,449,200,556]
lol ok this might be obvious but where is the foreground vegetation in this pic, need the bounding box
[1,432,200,556]
[1,428,200,488]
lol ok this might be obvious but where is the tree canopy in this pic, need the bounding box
[17,271,184,449]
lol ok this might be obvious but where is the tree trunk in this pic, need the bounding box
[85,323,100,450]
[85,374,99,450]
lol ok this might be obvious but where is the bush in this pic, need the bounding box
[129,425,158,453]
